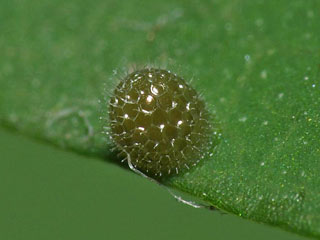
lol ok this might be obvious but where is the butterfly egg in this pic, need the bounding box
[108,68,216,177]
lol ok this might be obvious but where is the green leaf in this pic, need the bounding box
[1,0,320,238]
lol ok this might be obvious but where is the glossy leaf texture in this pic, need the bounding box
[0,0,319,238]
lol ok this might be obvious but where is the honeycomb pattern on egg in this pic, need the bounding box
[109,68,214,177]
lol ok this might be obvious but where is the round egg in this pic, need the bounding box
[108,68,216,177]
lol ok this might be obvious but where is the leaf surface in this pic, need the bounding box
[1,0,320,238]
